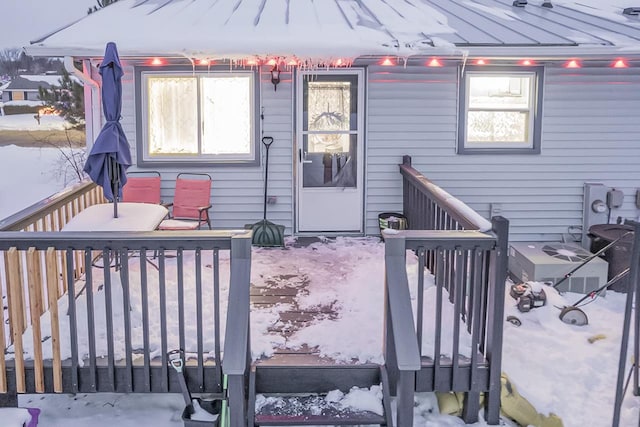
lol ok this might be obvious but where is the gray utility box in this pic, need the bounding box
[509,242,608,294]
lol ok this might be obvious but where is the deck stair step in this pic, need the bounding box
[254,393,387,426]
[249,364,393,426]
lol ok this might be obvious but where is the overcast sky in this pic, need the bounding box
[0,0,96,51]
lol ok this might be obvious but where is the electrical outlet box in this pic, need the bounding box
[267,196,277,205]
[607,189,624,208]
[582,183,608,249]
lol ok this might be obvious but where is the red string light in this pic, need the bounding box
[427,58,442,67]
[613,59,628,68]
[381,57,395,66]
[565,59,581,68]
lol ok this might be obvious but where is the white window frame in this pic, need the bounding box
[458,66,544,154]
[135,67,259,166]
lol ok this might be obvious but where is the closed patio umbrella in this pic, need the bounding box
[83,42,131,218]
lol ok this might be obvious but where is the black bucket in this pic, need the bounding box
[589,223,634,293]
[182,398,223,427]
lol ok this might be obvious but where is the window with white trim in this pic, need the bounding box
[136,69,257,165]
[458,67,543,154]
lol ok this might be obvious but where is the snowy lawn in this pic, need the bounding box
[0,114,69,132]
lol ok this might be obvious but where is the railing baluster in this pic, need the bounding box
[433,248,444,391]
[103,249,115,391]
[7,248,25,393]
[26,248,44,393]
[159,250,168,392]
[121,250,133,392]
[66,248,79,393]
[196,248,204,392]
[469,248,483,391]
[416,247,425,350]
[451,248,464,390]
[177,249,185,354]
[86,250,97,392]
[45,248,62,392]
[140,249,151,392]
[213,248,222,388]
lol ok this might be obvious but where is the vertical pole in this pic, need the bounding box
[612,221,640,426]
[225,234,252,427]
[483,216,509,425]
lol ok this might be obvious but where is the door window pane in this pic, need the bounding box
[302,134,356,188]
[307,81,352,132]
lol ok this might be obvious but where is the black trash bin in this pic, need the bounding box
[588,223,635,293]
[378,212,408,239]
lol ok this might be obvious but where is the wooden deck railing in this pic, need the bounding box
[0,180,104,233]
[388,156,509,426]
[400,155,491,233]
[0,230,252,403]
[0,180,105,327]
[384,221,509,427]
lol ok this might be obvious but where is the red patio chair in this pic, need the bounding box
[158,173,212,230]
[122,171,162,205]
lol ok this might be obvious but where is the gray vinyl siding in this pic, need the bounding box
[366,65,640,241]
[109,61,639,240]
[112,64,294,233]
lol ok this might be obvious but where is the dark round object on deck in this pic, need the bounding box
[588,224,634,293]
[378,212,408,239]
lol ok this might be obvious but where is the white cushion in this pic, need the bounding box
[158,219,200,230]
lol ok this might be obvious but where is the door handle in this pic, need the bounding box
[299,149,312,164]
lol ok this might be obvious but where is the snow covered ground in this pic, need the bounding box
[0,114,69,132]
[0,114,81,221]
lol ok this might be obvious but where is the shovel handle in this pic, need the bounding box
[262,136,274,147]
[168,349,193,408]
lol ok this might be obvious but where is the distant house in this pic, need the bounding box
[0,75,62,106]
[24,0,640,243]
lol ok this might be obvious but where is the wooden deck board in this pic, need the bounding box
[250,275,339,360]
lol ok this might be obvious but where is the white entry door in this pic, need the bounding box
[296,70,364,233]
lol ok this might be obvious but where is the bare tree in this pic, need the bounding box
[0,49,22,78]
[29,129,87,186]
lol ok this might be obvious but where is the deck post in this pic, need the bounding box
[483,216,509,424]
[224,232,252,427]
[384,233,421,427]
[396,370,415,427]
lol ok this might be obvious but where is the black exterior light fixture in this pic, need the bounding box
[271,64,280,91]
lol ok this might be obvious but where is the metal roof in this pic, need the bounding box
[25,0,640,59]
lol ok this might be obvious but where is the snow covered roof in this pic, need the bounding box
[25,0,640,61]
[4,75,82,91]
